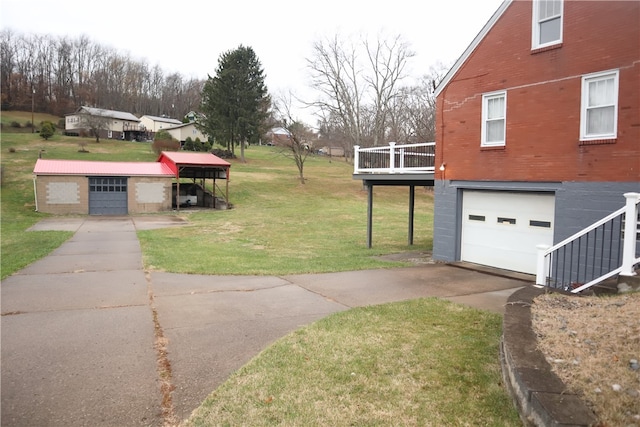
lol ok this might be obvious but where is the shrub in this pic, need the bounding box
[183,137,195,150]
[152,131,180,154]
[211,148,236,159]
[154,130,173,141]
[39,121,55,140]
[183,137,212,152]
[10,121,21,128]
[195,137,212,151]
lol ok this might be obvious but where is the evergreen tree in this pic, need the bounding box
[199,46,270,162]
[39,121,55,140]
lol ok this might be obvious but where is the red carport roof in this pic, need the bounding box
[157,151,231,167]
[33,159,175,176]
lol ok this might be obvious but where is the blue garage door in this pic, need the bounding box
[89,177,128,215]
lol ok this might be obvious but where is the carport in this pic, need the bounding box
[157,152,231,210]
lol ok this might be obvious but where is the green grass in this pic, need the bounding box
[140,148,434,275]
[186,298,521,426]
[1,115,434,277]
[1,110,62,130]
[0,127,158,279]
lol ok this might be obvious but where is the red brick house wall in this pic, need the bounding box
[435,0,639,183]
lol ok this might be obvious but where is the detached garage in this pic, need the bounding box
[33,160,175,215]
[33,151,231,215]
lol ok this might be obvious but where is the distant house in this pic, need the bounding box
[139,115,183,133]
[65,106,144,141]
[432,0,639,274]
[164,122,208,144]
[266,127,291,145]
[185,111,205,123]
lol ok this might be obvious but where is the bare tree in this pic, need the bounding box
[307,32,414,154]
[307,34,363,150]
[363,33,414,146]
[273,92,314,184]
[79,108,112,142]
[2,30,205,119]
[386,64,448,143]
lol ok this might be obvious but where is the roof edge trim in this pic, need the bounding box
[434,0,512,98]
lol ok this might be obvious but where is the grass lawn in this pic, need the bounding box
[139,147,434,275]
[185,298,521,426]
[1,112,520,425]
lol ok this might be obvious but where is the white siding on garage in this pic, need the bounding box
[461,191,555,274]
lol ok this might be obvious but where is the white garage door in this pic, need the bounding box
[461,191,555,274]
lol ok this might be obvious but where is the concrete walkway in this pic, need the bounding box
[1,217,530,426]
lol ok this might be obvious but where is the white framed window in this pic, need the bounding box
[532,0,563,49]
[580,70,619,141]
[481,91,507,147]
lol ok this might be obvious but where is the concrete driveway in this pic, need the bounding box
[1,217,529,426]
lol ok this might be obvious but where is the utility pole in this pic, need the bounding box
[31,88,35,133]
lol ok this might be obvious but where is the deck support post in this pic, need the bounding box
[367,184,373,249]
[408,185,415,245]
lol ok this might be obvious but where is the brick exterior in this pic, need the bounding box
[435,0,640,183]
[432,1,640,268]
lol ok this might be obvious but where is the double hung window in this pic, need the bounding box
[580,70,619,141]
[481,91,506,147]
[532,0,563,49]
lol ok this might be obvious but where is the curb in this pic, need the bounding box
[500,286,598,427]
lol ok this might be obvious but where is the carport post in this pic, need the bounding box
[176,180,180,211]
[408,185,415,245]
[211,173,216,209]
[225,167,229,205]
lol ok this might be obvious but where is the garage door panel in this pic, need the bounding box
[461,191,554,274]
[89,177,128,215]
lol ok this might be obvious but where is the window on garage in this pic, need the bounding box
[89,177,128,215]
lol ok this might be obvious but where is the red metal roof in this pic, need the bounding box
[157,151,231,167]
[33,159,175,176]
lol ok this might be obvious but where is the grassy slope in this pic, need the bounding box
[1,120,432,277]
[140,148,434,275]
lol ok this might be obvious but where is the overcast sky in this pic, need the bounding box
[1,0,504,123]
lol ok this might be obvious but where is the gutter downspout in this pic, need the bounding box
[33,176,38,212]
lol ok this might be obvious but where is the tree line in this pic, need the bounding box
[2,29,442,162]
[0,30,204,118]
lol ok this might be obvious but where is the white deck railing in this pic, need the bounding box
[536,192,640,293]
[354,142,436,174]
